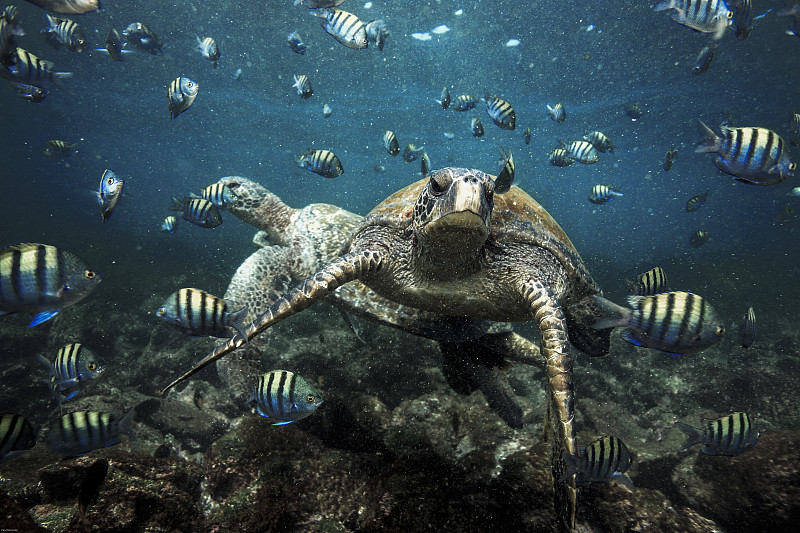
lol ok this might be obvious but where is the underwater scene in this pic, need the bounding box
[2,0,800,531]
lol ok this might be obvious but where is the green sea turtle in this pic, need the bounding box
[209,177,546,425]
[165,171,610,531]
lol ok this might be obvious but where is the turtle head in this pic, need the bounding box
[217,176,295,240]
[411,168,494,274]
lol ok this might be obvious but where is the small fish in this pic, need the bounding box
[46,410,133,457]
[589,184,623,204]
[9,82,47,102]
[191,183,237,209]
[287,31,306,55]
[686,190,710,212]
[495,147,514,193]
[167,76,199,119]
[420,150,430,176]
[95,169,124,223]
[692,43,716,75]
[739,306,756,348]
[729,0,753,39]
[161,215,177,234]
[364,19,388,51]
[292,74,313,99]
[322,103,332,118]
[437,86,451,110]
[1,12,24,62]
[627,266,670,296]
[383,130,399,156]
[790,112,800,146]
[196,36,219,68]
[690,229,710,247]
[471,116,484,137]
[193,389,204,409]
[584,131,614,153]
[549,148,574,167]
[233,68,243,81]
[624,103,643,120]
[35,342,107,409]
[593,291,725,354]
[696,121,796,185]
[562,140,599,164]
[664,145,678,171]
[100,28,127,61]
[294,0,346,7]
[776,206,797,226]
[156,287,248,339]
[310,8,368,49]
[677,412,759,456]
[123,22,162,54]
[0,243,101,327]
[6,47,72,84]
[23,0,100,14]
[523,127,531,145]
[170,197,222,228]
[402,144,425,163]
[483,90,516,130]
[296,148,344,178]
[41,13,87,52]
[559,435,634,490]
[42,139,76,158]
[373,164,386,173]
[443,131,455,140]
[247,370,323,425]
[547,102,566,122]
[654,0,733,39]
[451,94,479,111]
[0,414,36,464]
[791,186,800,197]
[779,2,800,37]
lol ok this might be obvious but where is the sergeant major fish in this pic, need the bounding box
[589,184,622,204]
[365,19,389,51]
[170,197,222,228]
[626,266,670,296]
[292,74,312,99]
[10,82,47,102]
[739,306,756,348]
[167,76,198,119]
[592,291,725,354]
[96,169,123,223]
[383,130,400,156]
[123,22,162,54]
[495,147,514,193]
[0,414,36,464]
[549,147,573,167]
[402,144,425,163]
[196,36,219,68]
[7,48,72,84]
[561,140,599,164]
[41,13,86,52]
[523,127,531,145]
[690,229,710,247]
[584,131,614,153]
[46,410,133,457]
[664,145,678,171]
[190,182,237,209]
[35,342,107,409]
[483,90,516,130]
[323,103,332,118]
[42,139,76,158]
[547,102,566,122]
[451,94,479,111]
[559,435,634,490]
[677,412,759,456]
[0,243,101,327]
[790,111,800,146]
[160,215,177,234]
[247,369,323,425]
[471,116,484,137]
[287,31,306,54]
[96,28,130,61]
[436,86,450,110]
[624,103,643,119]
[310,7,368,49]
[1,8,23,61]
[696,120,795,185]
[686,190,710,212]
[654,0,733,39]
[297,148,344,178]
[156,287,248,339]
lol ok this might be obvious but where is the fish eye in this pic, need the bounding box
[306,394,315,403]
[716,326,725,336]
[790,163,797,171]
[107,178,114,185]
[88,362,96,371]
[84,270,96,280]
[726,11,733,19]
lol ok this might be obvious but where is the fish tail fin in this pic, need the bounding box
[117,408,134,438]
[653,0,677,12]
[676,421,704,450]
[34,352,52,370]
[170,196,184,211]
[557,451,579,482]
[591,295,631,330]
[614,473,635,491]
[695,120,720,153]
[226,304,249,342]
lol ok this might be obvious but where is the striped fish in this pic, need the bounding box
[729,0,753,40]
[292,74,312,98]
[561,140,599,164]
[451,94,479,111]
[690,229,710,247]
[0,414,36,464]
[247,370,323,425]
[549,148,573,167]
[471,116,484,137]
[739,306,756,348]
[437,86,450,110]
[483,90,516,130]
[7,47,72,84]
[196,36,219,68]
[420,150,431,177]
[296,148,344,178]
[46,410,133,457]
[123,22,162,55]
[628,266,670,296]
[156,287,248,339]
[696,121,795,185]
[42,139,76,158]
[167,76,198,119]
[191,183,237,209]
[584,131,614,153]
[790,112,800,146]
[10,82,48,103]
[1,11,24,62]
[588,184,622,204]
[287,31,306,55]
[24,0,100,15]
[402,144,425,163]
[495,147,514,193]
[523,127,531,145]
[96,169,124,223]
[654,0,733,38]
[310,8,368,49]
[101,27,125,61]
[35,342,107,408]
[686,190,710,212]
[364,19,389,51]
[170,197,222,228]
[559,435,634,490]
[677,412,759,456]
[160,215,177,234]
[383,130,400,156]
[0,243,101,327]
[547,102,566,122]
[42,13,87,52]
[592,291,725,354]
[664,145,678,171]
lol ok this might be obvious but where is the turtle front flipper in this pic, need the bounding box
[520,280,576,533]
[161,250,384,395]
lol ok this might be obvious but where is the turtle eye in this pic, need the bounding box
[429,173,449,196]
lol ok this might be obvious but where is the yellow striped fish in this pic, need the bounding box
[584,131,615,153]
[292,74,313,98]
[192,182,238,208]
[677,412,759,456]
[167,76,199,119]
[156,287,248,339]
[654,0,733,38]
[495,147,514,193]
[471,116,484,137]
[0,414,36,464]
[196,36,219,68]
[0,243,101,326]
[46,410,132,457]
[170,197,222,227]
[42,139,76,158]
[7,47,72,84]
[383,130,400,156]
[559,435,634,489]
[247,370,323,425]
[310,8,368,49]
[627,266,670,296]
[483,90,516,130]
[42,13,87,52]
[297,148,344,178]
[35,342,107,409]
[592,291,725,354]
[562,140,599,164]
[738,306,756,348]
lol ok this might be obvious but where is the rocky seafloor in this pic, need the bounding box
[1,272,799,532]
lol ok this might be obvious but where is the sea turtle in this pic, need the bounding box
[164,170,611,531]
[208,177,546,425]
